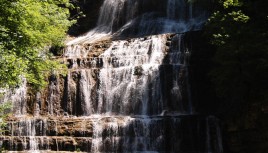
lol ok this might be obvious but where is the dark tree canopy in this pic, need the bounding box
[205,0,268,115]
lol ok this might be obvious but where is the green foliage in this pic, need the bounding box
[0,0,74,89]
[221,0,241,8]
[0,102,12,132]
[205,0,268,114]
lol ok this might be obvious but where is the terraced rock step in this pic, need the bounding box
[0,0,221,152]
[4,117,93,137]
[1,115,222,152]
[1,136,91,152]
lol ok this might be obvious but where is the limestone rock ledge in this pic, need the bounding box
[0,33,201,152]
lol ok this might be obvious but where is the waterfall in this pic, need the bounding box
[0,0,223,152]
[67,0,208,45]
[97,0,124,32]
[167,0,186,20]
[97,35,166,115]
[0,77,27,116]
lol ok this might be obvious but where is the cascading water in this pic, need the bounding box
[97,35,166,115]
[0,78,27,116]
[0,0,223,152]
[67,0,208,45]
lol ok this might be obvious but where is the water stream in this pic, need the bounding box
[0,0,222,152]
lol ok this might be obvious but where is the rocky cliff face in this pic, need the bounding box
[0,0,223,152]
[0,33,222,153]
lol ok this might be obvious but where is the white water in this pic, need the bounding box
[163,0,206,34]
[1,34,194,152]
[0,77,27,116]
[80,69,95,115]
[89,116,181,152]
[97,35,166,115]
[98,0,127,32]
[0,0,224,152]
[67,0,207,45]
[67,0,128,45]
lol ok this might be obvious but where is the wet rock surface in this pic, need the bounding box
[0,33,222,152]
[0,0,222,152]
